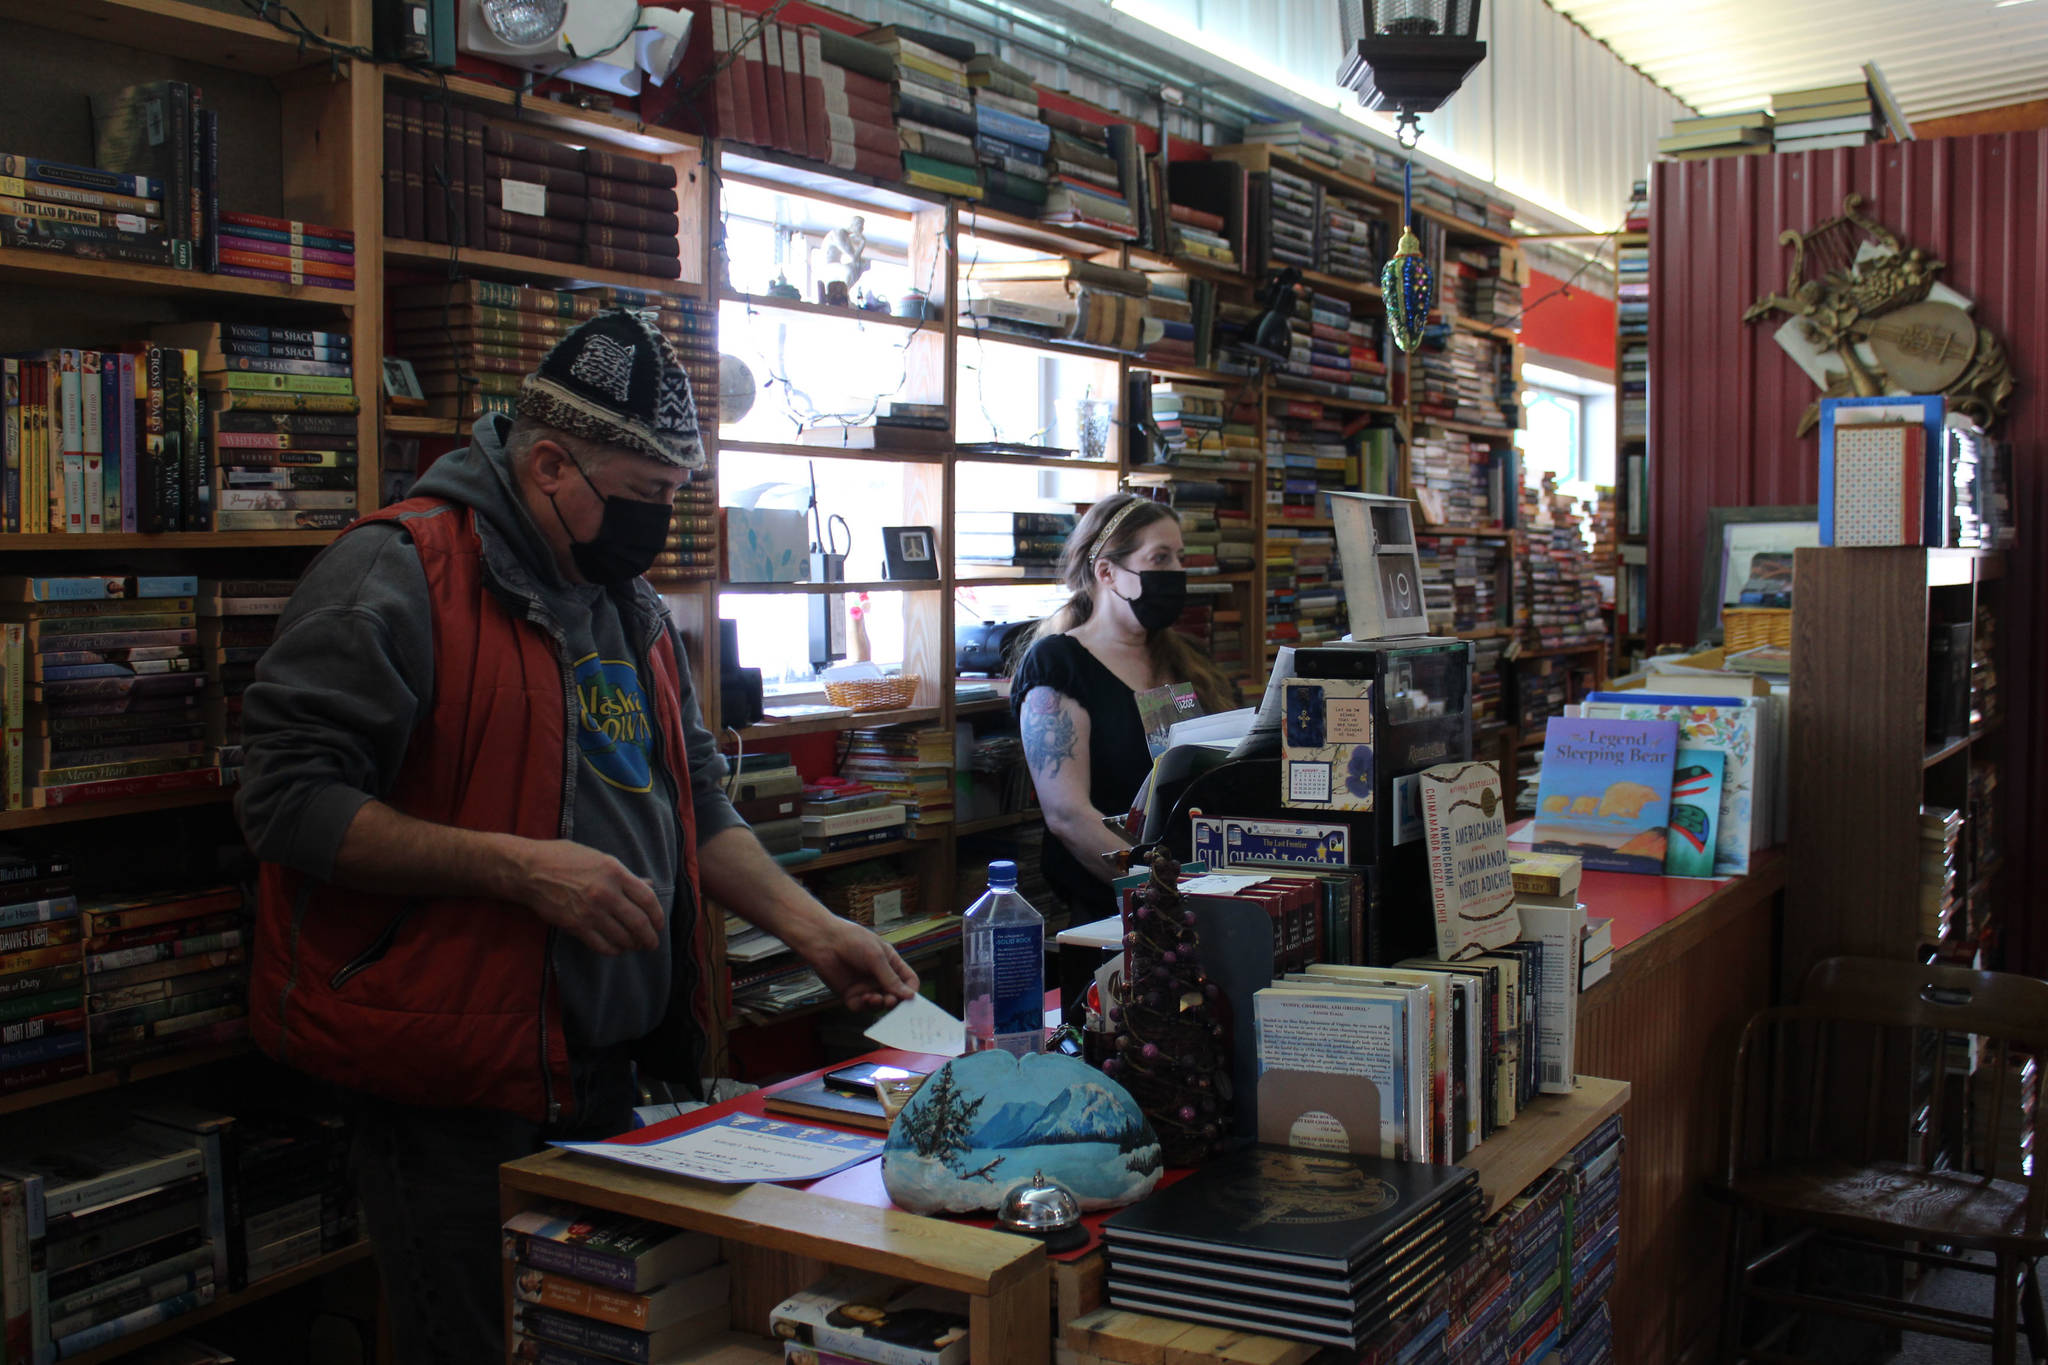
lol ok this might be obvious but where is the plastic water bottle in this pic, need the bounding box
[962,860,1045,1057]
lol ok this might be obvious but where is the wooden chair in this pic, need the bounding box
[1711,955,2048,1365]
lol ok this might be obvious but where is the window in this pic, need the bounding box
[1519,386,1583,485]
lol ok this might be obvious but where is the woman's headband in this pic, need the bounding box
[1087,498,1145,566]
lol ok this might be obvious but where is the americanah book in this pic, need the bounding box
[1531,717,1680,875]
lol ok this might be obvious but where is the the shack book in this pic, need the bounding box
[1101,1143,1477,1274]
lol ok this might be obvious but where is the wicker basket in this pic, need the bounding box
[822,674,922,712]
[823,872,920,928]
[1723,607,1793,651]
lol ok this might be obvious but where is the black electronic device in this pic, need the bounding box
[807,467,849,674]
[955,619,1041,677]
[717,617,763,729]
[823,1062,920,1095]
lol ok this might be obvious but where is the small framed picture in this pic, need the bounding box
[381,356,426,412]
[882,525,940,580]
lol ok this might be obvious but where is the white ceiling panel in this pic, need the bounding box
[1551,0,2048,124]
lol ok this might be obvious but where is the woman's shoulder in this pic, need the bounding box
[1012,632,1091,698]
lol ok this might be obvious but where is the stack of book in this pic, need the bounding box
[1555,1114,1623,1345]
[1587,487,1619,580]
[1263,525,1340,651]
[1471,635,1507,733]
[1498,1169,1569,1362]
[1255,164,1319,272]
[839,724,955,831]
[1167,580,1241,677]
[6,574,224,810]
[157,323,362,532]
[1438,331,1509,428]
[733,914,961,1018]
[1102,1146,1481,1350]
[967,53,1051,217]
[958,730,1029,824]
[2,149,178,269]
[1410,426,1511,528]
[1655,110,1773,162]
[0,1119,224,1358]
[215,212,354,291]
[1515,480,1606,652]
[1920,804,1962,944]
[801,781,908,857]
[954,509,1075,576]
[653,467,718,586]
[199,577,292,769]
[0,852,81,1092]
[222,1108,359,1286]
[84,885,248,1072]
[1176,502,1253,577]
[771,1269,970,1365]
[505,1202,730,1363]
[1445,1214,1513,1362]
[1273,288,1388,406]
[800,25,902,181]
[1239,120,1343,171]
[862,25,982,200]
[1319,191,1387,285]
[1770,80,1880,154]
[1263,396,1348,526]
[1416,532,1507,637]
[1169,203,1237,270]
[729,753,803,859]
[960,257,1153,354]
[1149,380,1226,470]
[1138,268,1205,371]
[84,885,247,1073]
[1040,114,1135,239]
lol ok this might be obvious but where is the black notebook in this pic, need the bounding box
[1102,1144,1478,1273]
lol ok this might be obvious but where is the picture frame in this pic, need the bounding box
[881,525,940,581]
[381,356,427,413]
[1696,505,1822,644]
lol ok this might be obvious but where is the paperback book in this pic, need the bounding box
[1530,718,1679,875]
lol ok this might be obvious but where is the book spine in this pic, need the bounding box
[159,349,184,531]
[38,766,222,809]
[199,108,219,273]
[116,355,137,533]
[52,1285,213,1358]
[182,353,208,531]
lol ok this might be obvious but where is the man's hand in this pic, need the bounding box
[785,911,921,1013]
[510,839,664,956]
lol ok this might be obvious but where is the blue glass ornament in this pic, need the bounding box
[1382,153,1433,353]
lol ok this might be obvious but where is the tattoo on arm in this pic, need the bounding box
[1021,689,1079,780]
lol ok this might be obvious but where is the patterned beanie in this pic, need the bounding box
[515,308,704,468]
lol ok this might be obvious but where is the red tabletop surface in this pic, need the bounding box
[1508,818,1729,952]
[586,994,1166,1259]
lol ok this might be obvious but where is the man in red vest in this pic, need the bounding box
[236,309,918,1362]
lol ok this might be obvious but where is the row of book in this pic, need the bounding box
[1412,326,1514,430]
[1264,524,1341,651]
[954,508,1076,577]
[1,575,289,813]
[1656,67,1908,161]
[388,280,713,426]
[840,723,954,831]
[1516,477,1607,654]
[1275,287,1389,407]
[2,325,359,535]
[1168,579,1248,679]
[960,256,1156,355]
[0,1097,358,1361]
[382,98,684,280]
[1411,425,1514,530]
[1416,532,1509,639]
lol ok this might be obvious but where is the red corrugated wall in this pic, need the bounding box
[1650,131,2048,974]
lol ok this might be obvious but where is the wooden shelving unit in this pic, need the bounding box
[62,1244,376,1365]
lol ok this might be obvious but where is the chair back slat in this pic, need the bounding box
[1925,1026,1948,1173]
[1986,1036,2009,1184]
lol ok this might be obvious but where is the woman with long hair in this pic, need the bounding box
[1009,492,1237,920]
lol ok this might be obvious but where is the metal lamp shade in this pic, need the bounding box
[1338,0,1487,113]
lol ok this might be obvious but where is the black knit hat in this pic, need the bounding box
[516,308,704,468]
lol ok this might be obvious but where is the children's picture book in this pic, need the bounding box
[1530,717,1680,875]
[1279,676,1373,812]
[1664,747,1726,877]
[1417,761,1518,960]
[1578,694,1764,876]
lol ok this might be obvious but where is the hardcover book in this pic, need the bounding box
[769,1271,969,1365]
[1576,696,1763,876]
[1102,1143,1477,1274]
[1417,761,1517,960]
[1253,984,1414,1160]
[1530,717,1679,876]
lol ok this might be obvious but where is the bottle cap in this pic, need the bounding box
[988,860,1018,886]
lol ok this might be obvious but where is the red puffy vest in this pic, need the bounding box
[248,498,719,1123]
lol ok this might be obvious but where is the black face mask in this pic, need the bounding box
[550,454,673,586]
[1112,567,1189,632]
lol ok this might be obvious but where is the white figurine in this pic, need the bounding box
[823,215,868,292]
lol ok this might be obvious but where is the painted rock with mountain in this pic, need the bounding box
[882,1051,1163,1214]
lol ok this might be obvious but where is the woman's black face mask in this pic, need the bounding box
[1111,566,1189,632]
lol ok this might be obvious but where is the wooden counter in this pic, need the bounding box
[1575,850,1785,1365]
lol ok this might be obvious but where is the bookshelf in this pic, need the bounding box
[1614,220,1650,669]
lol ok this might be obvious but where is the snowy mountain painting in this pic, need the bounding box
[882,1051,1163,1214]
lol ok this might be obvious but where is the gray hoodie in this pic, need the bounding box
[236,414,743,1060]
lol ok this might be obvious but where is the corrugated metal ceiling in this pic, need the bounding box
[1551,0,2048,123]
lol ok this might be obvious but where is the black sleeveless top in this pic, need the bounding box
[1010,634,1153,918]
